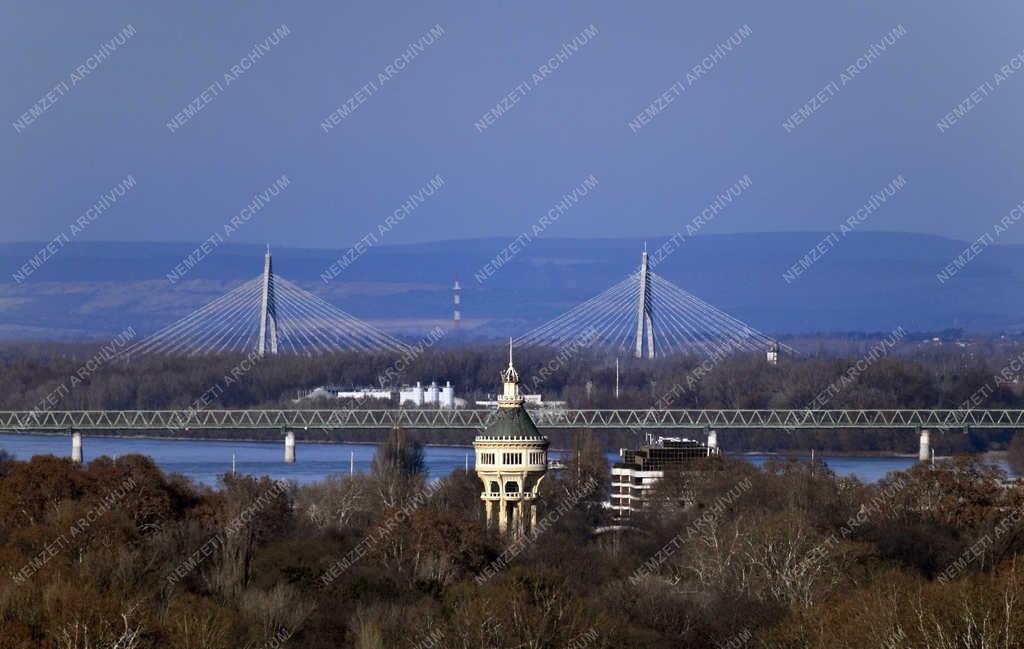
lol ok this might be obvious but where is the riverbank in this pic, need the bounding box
[736,450,921,459]
[4,430,995,459]
[1,430,478,449]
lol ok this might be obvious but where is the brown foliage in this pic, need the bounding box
[1009,431,1024,476]
[2,447,1024,647]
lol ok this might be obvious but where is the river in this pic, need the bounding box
[0,432,950,486]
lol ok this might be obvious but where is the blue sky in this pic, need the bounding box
[4,0,1024,248]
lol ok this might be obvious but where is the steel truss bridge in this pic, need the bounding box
[2,409,1023,432]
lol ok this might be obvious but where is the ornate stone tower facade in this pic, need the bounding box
[474,341,549,536]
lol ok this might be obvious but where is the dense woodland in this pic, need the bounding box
[1,428,1024,648]
[3,337,1024,454]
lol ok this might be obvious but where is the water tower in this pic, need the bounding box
[474,341,548,536]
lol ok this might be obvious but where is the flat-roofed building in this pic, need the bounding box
[337,388,392,400]
[610,436,713,518]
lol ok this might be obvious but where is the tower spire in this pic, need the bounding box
[499,337,523,408]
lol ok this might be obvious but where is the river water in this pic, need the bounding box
[0,433,940,486]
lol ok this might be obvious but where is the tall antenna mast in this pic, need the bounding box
[257,245,279,356]
[453,276,461,332]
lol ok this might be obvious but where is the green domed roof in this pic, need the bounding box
[482,405,541,438]
[480,339,545,439]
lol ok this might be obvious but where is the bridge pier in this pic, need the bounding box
[707,429,718,456]
[918,428,930,463]
[71,432,83,463]
[284,431,295,464]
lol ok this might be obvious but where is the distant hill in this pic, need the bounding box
[0,232,1021,341]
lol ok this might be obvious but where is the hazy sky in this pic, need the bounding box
[4,1,1024,248]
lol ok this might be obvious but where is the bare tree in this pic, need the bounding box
[1009,431,1024,476]
[371,425,426,508]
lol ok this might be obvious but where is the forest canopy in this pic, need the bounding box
[1,443,1022,648]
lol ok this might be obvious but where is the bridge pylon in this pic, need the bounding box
[257,246,279,356]
[634,246,655,359]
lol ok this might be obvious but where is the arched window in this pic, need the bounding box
[504,480,519,494]
[489,481,500,494]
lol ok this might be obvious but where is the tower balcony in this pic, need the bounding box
[480,491,538,501]
[476,461,548,472]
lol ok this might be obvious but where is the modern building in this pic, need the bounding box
[297,386,335,401]
[474,343,549,536]
[299,380,459,407]
[296,386,392,401]
[399,382,424,406]
[767,342,781,365]
[610,436,714,518]
[399,380,455,408]
[337,388,392,401]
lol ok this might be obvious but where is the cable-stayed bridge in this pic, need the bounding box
[517,249,786,359]
[122,247,784,359]
[122,249,407,357]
